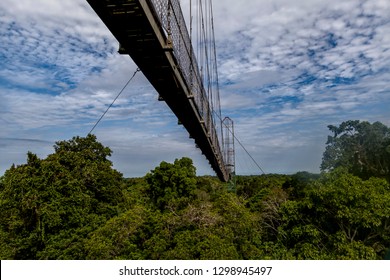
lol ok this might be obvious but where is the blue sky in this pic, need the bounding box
[1,0,389,177]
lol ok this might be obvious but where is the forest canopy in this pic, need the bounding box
[321,120,390,180]
[0,121,389,260]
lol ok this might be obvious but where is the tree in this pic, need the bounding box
[321,120,390,180]
[276,168,390,259]
[84,205,155,260]
[0,134,125,259]
[145,157,197,210]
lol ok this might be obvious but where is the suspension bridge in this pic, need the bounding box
[86,0,235,182]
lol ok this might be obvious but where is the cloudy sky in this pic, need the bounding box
[1,0,389,177]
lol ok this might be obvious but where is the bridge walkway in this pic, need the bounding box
[87,0,229,181]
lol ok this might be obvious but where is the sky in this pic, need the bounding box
[1,0,389,177]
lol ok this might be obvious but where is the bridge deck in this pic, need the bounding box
[87,0,229,181]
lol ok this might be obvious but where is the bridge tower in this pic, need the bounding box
[222,117,236,190]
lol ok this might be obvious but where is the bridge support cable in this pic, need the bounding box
[88,68,140,135]
[225,123,266,176]
[86,0,232,181]
[187,0,264,177]
[235,136,266,175]
[215,111,266,176]
[190,0,226,173]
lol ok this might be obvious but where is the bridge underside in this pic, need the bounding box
[87,0,229,181]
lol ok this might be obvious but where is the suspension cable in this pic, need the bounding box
[214,111,266,175]
[88,68,140,135]
[233,133,266,175]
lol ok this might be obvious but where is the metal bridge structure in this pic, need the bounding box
[87,0,234,182]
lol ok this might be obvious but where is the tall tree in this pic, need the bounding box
[0,135,125,259]
[321,120,390,180]
[145,157,197,210]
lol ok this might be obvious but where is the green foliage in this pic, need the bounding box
[1,122,389,260]
[321,120,390,181]
[84,205,156,260]
[0,135,125,259]
[140,175,263,260]
[274,168,390,259]
[282,172,320,199]
[145,157,197,210]
[236,174,289,198]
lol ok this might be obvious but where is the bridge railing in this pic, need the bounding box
[148,0,225,168]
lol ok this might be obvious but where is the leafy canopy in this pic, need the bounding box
[321,120,390,180]
[145,157,197,210]
[1,123,389,260]
[0,134,125,259]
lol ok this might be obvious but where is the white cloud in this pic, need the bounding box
[1,0,389,177]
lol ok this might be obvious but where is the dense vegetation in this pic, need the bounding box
[0,121,389,259]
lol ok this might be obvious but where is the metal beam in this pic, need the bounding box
[86,0,229,181]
